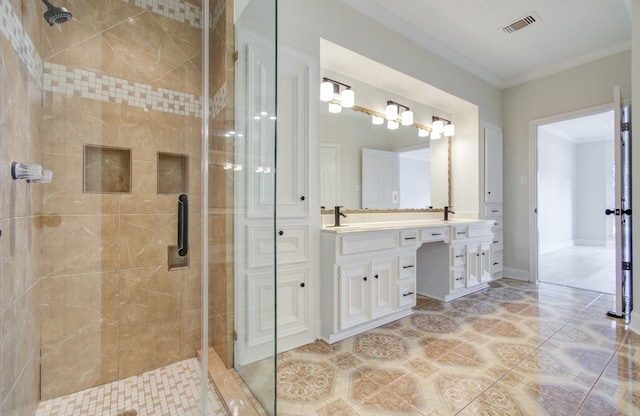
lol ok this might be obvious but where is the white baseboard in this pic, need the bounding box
[574,239,607,247]
[503,267,530,281]
[629,311,640,335]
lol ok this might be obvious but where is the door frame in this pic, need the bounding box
[528,102,614,283]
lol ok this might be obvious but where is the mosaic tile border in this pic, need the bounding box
[123,0,205,29]
[0,0,44,85]
[35,358,227,416]
[44,62,213,117]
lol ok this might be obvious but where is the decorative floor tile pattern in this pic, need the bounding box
[36,358,227,415]
[277,279,640,415]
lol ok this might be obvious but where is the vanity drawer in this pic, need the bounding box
[398,281,416,308]
[420,226,449,242]
[485,204,503,217]
[450,246,466,267]
[492,232,504,251]
[451,268,466,291]
[491,251,503,273]
[468,224,494,238]
[451,226,468,240]
[340,231,399,255]
[399,255,417,279]
[400,230,419,247]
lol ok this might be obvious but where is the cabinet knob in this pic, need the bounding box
[279,230,284,236]
[300,196,305,201]
[375,274,379,279]
[300,282,305,288]
[363,276,368,282]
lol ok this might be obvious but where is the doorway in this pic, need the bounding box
[535,109,616,294]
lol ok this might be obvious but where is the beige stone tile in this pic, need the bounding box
[41,214,120,276]
[180,309,201,360]
[40,272,119,340]
[1,217,29,309]
[40,327,119,400]
[119,315,181,378]
[67,0,145,33]
[119,213,175,269]
[120,106,182,162]
[119,266,182,325]
[101,11,190,84]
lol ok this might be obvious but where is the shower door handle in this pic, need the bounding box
[178,194,189,257]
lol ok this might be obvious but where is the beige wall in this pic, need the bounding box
[0,0,43,414]
[502,51,631,276]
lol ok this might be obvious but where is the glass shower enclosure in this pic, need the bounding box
[0,0,277,414]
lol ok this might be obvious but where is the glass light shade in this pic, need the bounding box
[432,119,444,134]
[444,123,455,137]
[328,102,342,113]
[418,128,429,137]
[387,120,399,130]
[431,131,442,140]
[401,110,414,126]
[385,104,398,120]
[340,89,355,108]
[320,81,334,102]
[372,115,384,125]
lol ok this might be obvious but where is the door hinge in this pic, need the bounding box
[622,122,630,132]
[622,262,631,271]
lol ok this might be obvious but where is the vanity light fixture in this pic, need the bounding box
[432,116,455,137]
[385,100,413,126]
[320,77,355,110]
[431,131,442,140]
[328,102,342,113]
[418,128,429,138]
[372,115,384,125]
[387,120,399,130]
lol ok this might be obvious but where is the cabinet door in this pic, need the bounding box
[371,258,397,319]
[277,52,309,218]
[276,267,311,348]
[485,127,503,203]
[467,245,482,287]
[339,263,371,330]
[480,244,493,283]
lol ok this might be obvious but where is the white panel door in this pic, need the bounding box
[362,148,398,209]
[276,267,310,351]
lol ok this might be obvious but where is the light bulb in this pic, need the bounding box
[418,128,429,138]
[385,104,398,120]
[341,89,355,108]
[372,115,384,125]
[401,110,413,126]
[431,131,442,140]
[328,102,342,113]
[432,119,444,134]
[387,120,399,130]
[320,81,334,102]
[444,124,455,137]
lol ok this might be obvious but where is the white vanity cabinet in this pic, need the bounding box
[482,125,504,279]
[321,230,415,343]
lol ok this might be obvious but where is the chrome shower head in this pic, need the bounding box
[41,0,72,26]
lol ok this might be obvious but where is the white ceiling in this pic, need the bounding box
[341,0,632,88]
[538,110,614,143]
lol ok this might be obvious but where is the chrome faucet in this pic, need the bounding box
[334,206,347,226]
[443,206,455,221]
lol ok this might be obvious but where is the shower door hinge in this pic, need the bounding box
[621,122,630,132]
[622,262,631,271]
[233,330,238,341]
[233,51,239,62]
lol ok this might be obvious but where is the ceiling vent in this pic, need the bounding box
[502,13,539,33]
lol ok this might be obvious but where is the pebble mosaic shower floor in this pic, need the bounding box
[35,358,226,416]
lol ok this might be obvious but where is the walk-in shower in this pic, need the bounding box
[0,0,277,414]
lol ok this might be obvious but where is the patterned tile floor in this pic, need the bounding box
[276,278,640,416]
[36,358,227,415]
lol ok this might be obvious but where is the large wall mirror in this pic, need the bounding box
[318,40,477,212]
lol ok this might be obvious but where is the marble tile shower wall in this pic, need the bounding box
[0,0,44,415]
[1,0,235,404]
